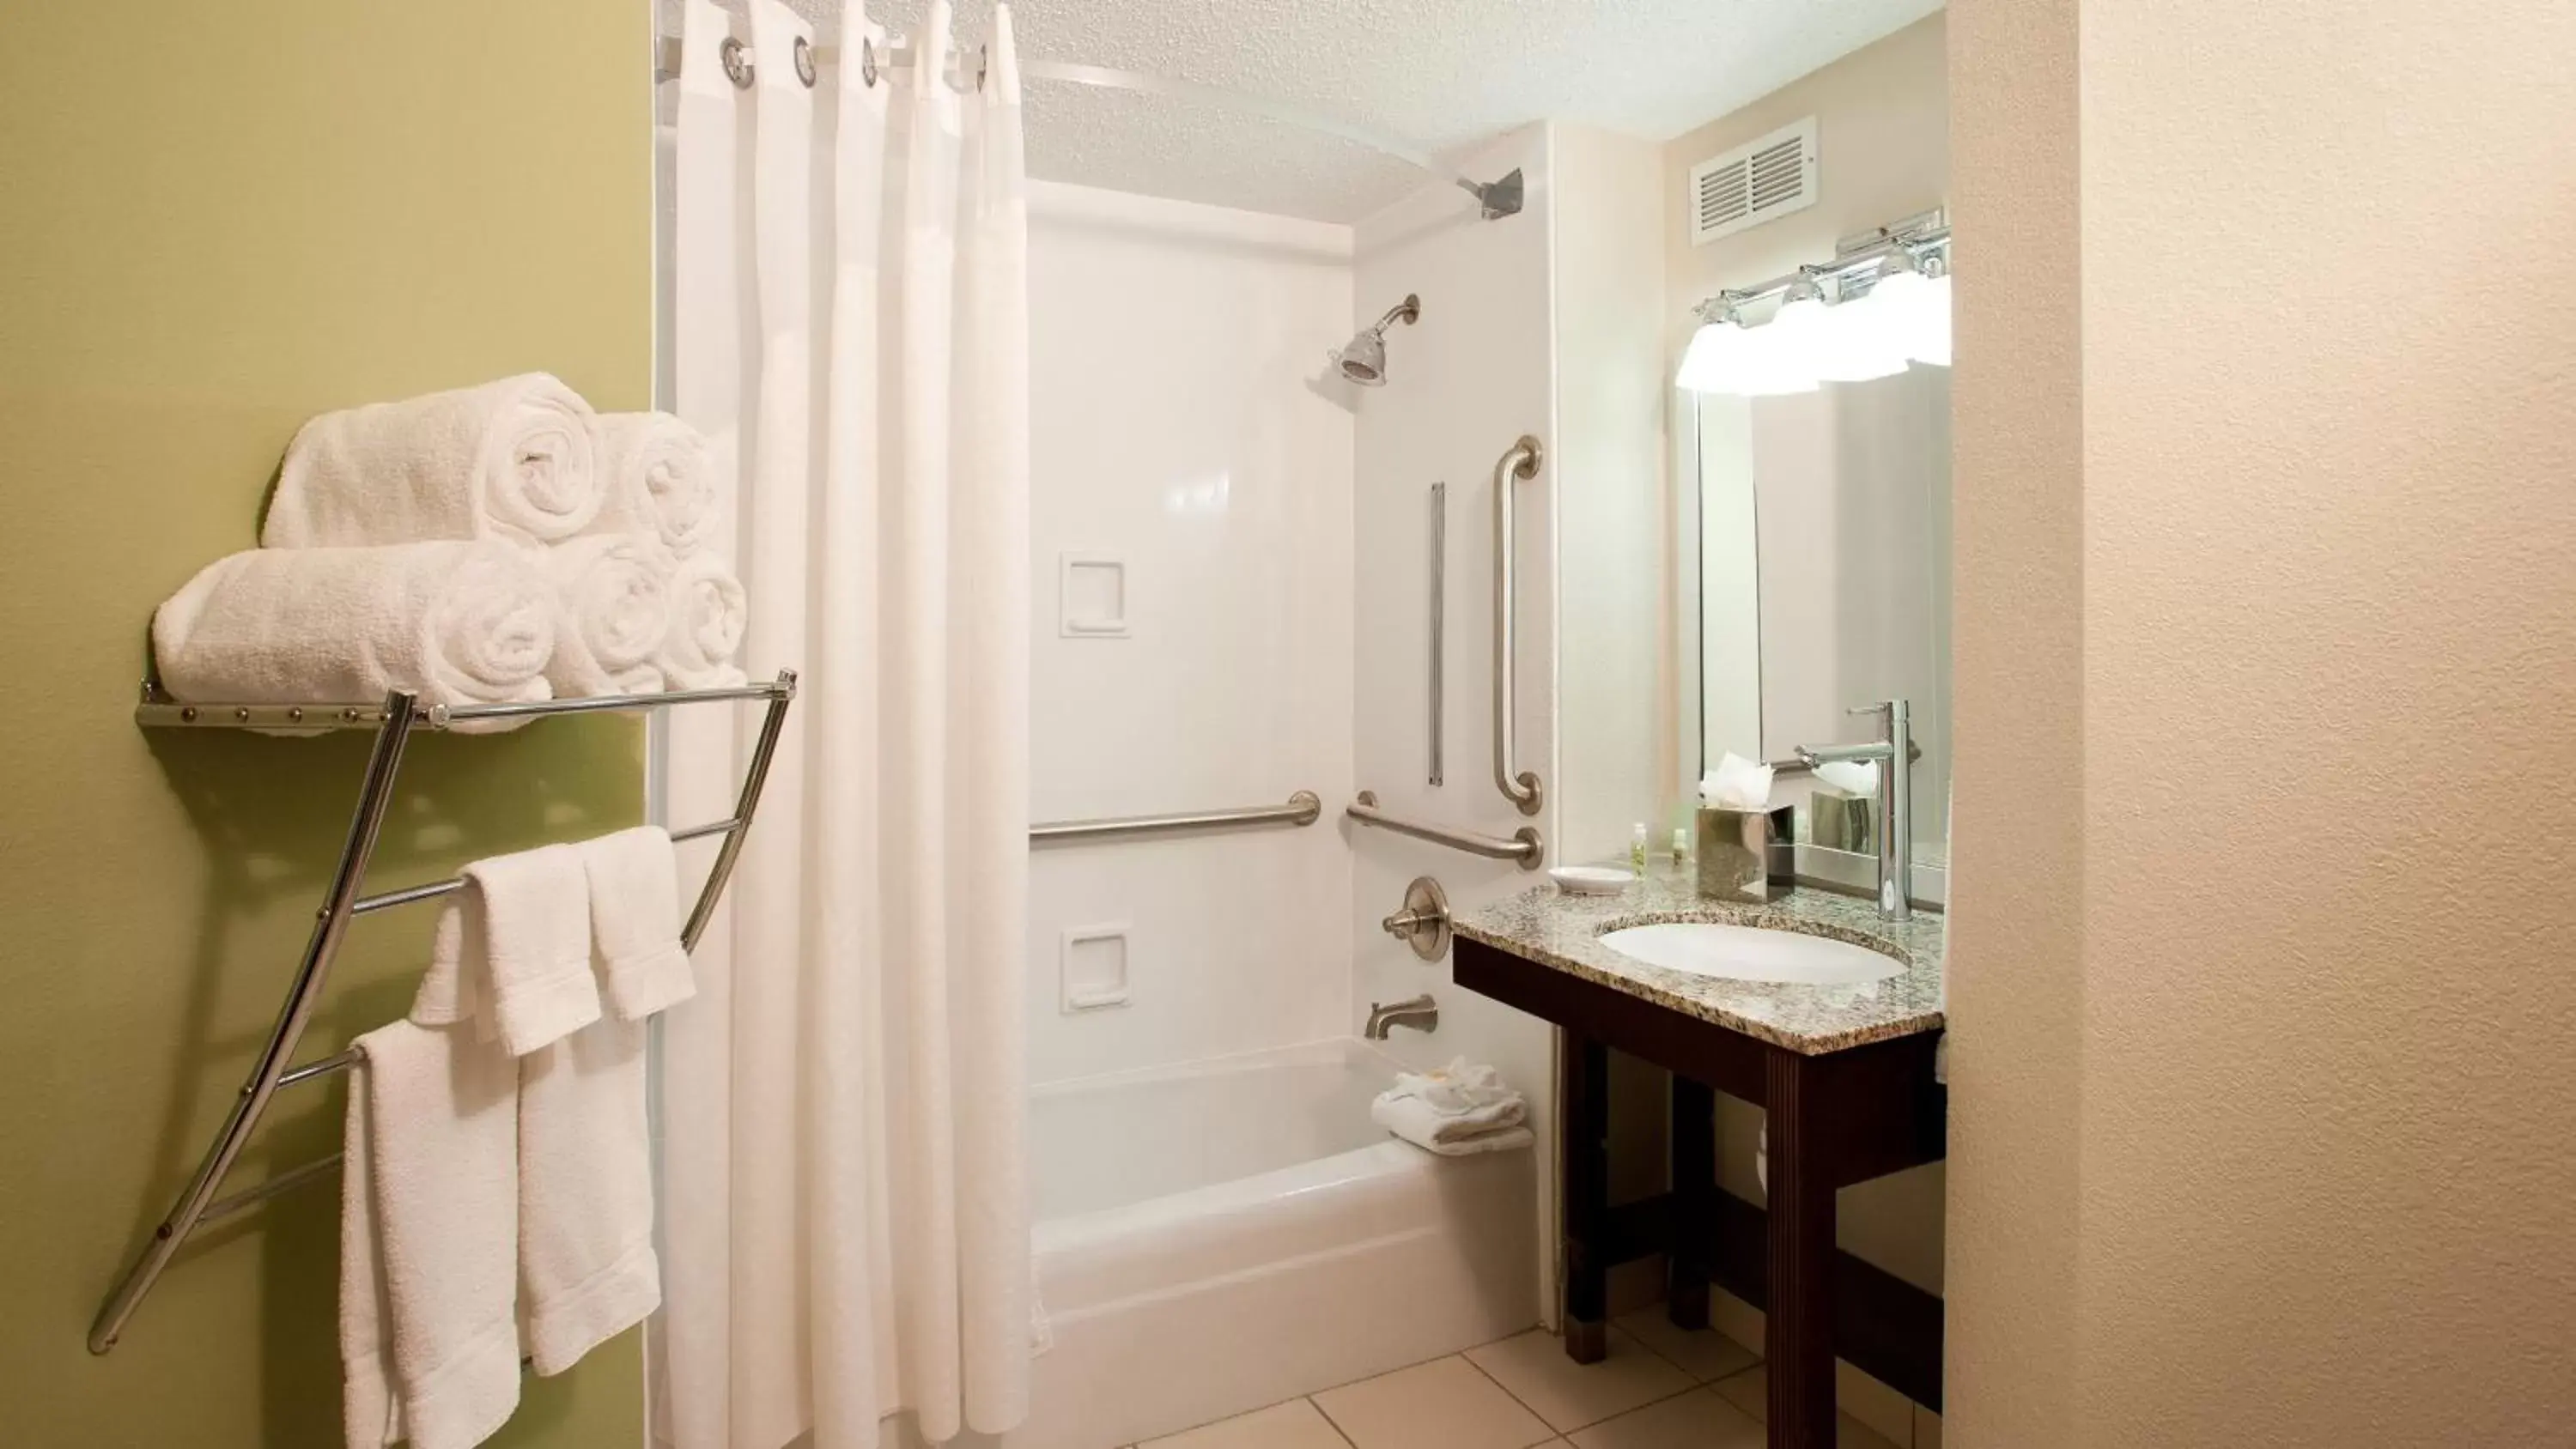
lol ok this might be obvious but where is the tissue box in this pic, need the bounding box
[1812,787,1875,855]
[1696,804,1795,904]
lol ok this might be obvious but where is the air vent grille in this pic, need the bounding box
[1688,117,1820,246]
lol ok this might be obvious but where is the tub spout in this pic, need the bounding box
[1364,994,1439,1040]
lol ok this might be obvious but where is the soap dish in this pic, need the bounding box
[1549,866,1634,896]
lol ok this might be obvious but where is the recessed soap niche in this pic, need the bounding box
[1060,922,1133,1013]
[1059,551,1128,638]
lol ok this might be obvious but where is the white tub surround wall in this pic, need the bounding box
[1025,181,1356,1086]
[1350,124,1562,1324]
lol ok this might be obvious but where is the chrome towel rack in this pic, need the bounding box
[1346,791,1544,870]
[88,670,799,1355]
[1030,791,1321,845]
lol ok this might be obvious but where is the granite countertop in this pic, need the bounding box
[1453,854,1947,1055]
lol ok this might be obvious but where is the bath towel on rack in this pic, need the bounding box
[410,846,599,1058]
[586,411,720,558]
[519,1016,659,1376]
[542,534,671,698]
[150,541,556,728]
[263,373,605,549]
[580,827,695,1021]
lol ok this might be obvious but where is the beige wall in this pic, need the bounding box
[0,3,651,1443]
[1663,14,1954,1300]
[1946,0,2576,1441]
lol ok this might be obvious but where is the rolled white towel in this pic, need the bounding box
[152,542,555,730]
[588,413,720,558]
[544,535,670,698]
[262,373,603,549]
[655,549,747,689]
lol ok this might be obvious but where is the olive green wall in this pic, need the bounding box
[0,3,652,1444]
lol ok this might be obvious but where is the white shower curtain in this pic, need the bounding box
[661,2,1030,1446]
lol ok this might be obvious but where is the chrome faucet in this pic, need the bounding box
[1796,699,1913,921]
[1364,995,1440,1040]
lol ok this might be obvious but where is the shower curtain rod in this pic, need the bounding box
[653,35,1525,220]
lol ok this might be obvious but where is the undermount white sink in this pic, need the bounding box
[1597,921,1904,986]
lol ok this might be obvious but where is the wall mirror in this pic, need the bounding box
[1694,361,1953,904]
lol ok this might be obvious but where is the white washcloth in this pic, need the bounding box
[1372,1060,1532,1156]
[653,549,748,689]
[519,1016,660,1375]
[579,827,694,1020]
[264,373,603,549]
[544,534,671,698]
[587,412,720,558]
[151,542,555,728]
[410,845,600,1057]
[341,1020,521,1449]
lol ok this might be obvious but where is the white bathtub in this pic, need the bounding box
[1001,1038,1540,1449]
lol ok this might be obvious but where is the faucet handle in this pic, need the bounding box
[1845,700,1893,720]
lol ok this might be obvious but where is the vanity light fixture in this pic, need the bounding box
[1678,210,1951,396]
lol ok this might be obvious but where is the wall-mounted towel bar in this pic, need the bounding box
[1346,791,1545,870]
[88,670,798,1355]
[1030,791,1322,845]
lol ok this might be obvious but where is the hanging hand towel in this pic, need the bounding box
[410,845,600,1057]
[340,1020,521,1449]
[653,549,748,688]
[578,827,694,1020]
[586,412,720,558]
[519,1016,660,1375]
[543,534,671,698]
[263,373,604,549]
[151,542,555,728]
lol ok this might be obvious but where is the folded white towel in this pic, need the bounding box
[1372,1091,1534,1157]
[410,845,599,1058]
[519,1016,660,1376]
[654,549,748,689]
[151,542,555,729]
[579,827,694,1020]
[264,373,603,549]
[1382,1058,1520,1117]
[341,1020,521,1449]
[544,534,671,698]
[588,412,720,558]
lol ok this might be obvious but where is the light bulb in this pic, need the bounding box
[1676,317,1817,397]
[1870,267,1951,367]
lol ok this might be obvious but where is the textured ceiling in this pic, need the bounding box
[701,0,1944,221]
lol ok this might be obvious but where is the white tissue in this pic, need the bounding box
[1814,759,1880,797]
[1700,752,1776,809]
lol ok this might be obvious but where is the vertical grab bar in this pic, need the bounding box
[1492,434,1544,816]
[1429,482,1445,786]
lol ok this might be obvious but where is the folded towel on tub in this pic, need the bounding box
[586,412,720,558]
[654,549,748,689]
[544,534,671,697]
[150,542,555,729]
[263,373,603,549]
[1371,1059,1533,1156]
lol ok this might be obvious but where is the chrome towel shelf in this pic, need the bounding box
[88,670,799,1355]
[1030,791,1321,845]
[1346,791,1545,870]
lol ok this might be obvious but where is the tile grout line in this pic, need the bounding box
[1303,1393,1360,1448]
[1454,1350,1565,1443]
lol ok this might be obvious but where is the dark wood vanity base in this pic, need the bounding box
[1455,935,1947,1449]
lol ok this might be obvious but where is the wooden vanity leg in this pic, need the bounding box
[1560,1028,1610,1363]
[1668,1074,1715,1331]
[1764,1047,1837,1448]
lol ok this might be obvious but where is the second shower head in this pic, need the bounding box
[1334,293,1420,386]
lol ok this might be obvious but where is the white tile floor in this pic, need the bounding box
[1128,1304,1941,1449]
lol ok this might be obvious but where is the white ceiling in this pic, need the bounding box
[737,0,1943,222]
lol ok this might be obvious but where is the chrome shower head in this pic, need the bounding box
[1334,293,1419,386]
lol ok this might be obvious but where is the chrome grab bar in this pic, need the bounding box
[1491,435,1543,815]
[1030,791,1322,845]
[1346,790,1545,870]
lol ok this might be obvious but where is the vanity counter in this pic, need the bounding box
[1453,854,1945,1054]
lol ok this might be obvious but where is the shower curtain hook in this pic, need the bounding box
[860,35,879,88]
[976,45,989,91]
[719,35,752,88]
[793,35,817,87]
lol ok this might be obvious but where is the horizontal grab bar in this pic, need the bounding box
[1030,791,1322,845]
[1346,791,1545,870]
